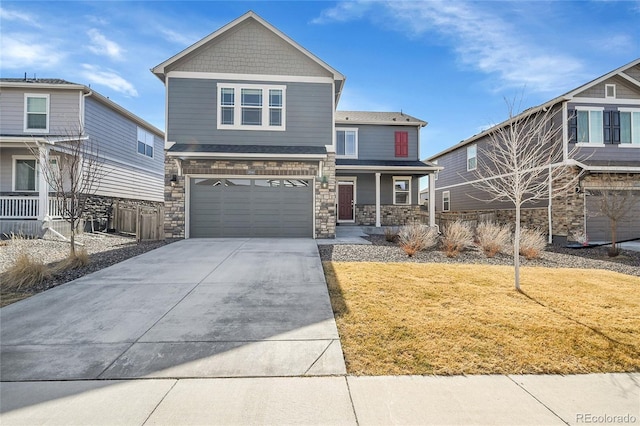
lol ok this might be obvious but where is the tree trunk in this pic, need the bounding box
[514,206,521,291]
[611,219,618,254]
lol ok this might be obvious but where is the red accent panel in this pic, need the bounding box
[395,131,408,157]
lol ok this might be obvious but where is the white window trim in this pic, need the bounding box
[24,93,50,133]
[433,159,438,181]
[216,83,286,131]
[466,144,477,171]
[605,84,616,99]
[618,107,640,146]
[393,176,412,206]
[575,106,604,146]
[442,190,451,212]
[137,127,155,158]
[12,155,59,192]
[335,127,359,159]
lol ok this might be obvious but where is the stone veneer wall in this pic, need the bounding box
[355,205,424,226]
[164,154,337,239]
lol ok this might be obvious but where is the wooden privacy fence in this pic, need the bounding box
[113,202,164,241]
[436,211,496,230]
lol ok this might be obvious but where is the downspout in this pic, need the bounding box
[82,89,93,130]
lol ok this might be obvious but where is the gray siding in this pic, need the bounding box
[574,75,640,99]
[625,65,640,82]
[338,124,419,161]
[84,97,164,202]
[167,78,333,147]
[339,173,420,205]
[170,18,332,78]
[0,88,80,135]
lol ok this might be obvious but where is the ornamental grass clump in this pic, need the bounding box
[397,224,439,257]
[442,220,474,258]
[519,227,547,260]
[53,248,90,273]
[4,252,51,291]
[475,222,511,258]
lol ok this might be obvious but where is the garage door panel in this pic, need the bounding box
[586,191,640,241]
[189,178,313,238]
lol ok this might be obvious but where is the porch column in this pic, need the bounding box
[38,145,50,220]
[375,172,381,227]
[428,172,436,227]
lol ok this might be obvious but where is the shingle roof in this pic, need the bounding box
[168,144,327,155]
[0,78,77,85]
[336,111,427,126]
[336,159,436,168]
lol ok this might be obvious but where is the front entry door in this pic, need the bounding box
[338,183,354,221]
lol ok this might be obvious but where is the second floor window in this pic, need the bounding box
[336,129,357,158]
[620,109,640,145]
[467,144,477,171]
[25,94,49,132]
[576,108,604,144]
[217,83,286,131]
[137,127,154,158]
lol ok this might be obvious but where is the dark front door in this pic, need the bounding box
[338,184,354,221]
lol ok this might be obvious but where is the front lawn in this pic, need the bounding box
[323,262,640,375]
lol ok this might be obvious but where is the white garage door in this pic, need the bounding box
[189,178,313,238]
[585,190,640,241]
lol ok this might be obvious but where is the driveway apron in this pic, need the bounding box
[0,238,346,381]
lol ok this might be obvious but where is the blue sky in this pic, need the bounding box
[2,0,639,160]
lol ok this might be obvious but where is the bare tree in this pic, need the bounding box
[471,99,580,291]
[29,126,106,257]
[588,173,639,256]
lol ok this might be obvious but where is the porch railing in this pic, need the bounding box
[0,196,71,219]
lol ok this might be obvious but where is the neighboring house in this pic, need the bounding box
[153,11,439,239]
[427,58,640,243]
[419,187,429,207]
[0,78,165,236]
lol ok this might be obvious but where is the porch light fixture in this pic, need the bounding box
[170,174,178,187]
[321,176,329,189]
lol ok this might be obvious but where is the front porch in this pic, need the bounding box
[0,196,73,237]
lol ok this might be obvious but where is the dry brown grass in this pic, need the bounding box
[324,262,640,376]
[475,222,511,258]
[52,249,90,273]
[3,253,51,291]
[441,221,474,258]
[519,227,546,260]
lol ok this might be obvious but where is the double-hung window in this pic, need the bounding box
[393,177,411,205]
[336,128,358,158]
[24,94,49,132]
[442,191,450,212]
[467,144,477,171]
[619,108,640,145]
[137,127,154,158]
[217,83,286,130]
[576,107,604,144]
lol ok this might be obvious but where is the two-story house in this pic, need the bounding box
[427,58,640,243]
[154,11,439,239]
[0,78,165,236]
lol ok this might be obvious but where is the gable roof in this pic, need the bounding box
[426,57,640,161]
[151,11,345,98]
[336,111,427,127]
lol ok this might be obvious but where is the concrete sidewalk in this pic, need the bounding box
[1,373,638,425]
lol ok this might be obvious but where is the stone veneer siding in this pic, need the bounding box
[355,205,424,226]
[164,154,337,239]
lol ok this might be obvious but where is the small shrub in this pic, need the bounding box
[384,227,398,243]
[442,221,474,258]
[4,253,51,290]
[519,228,546,260]
[475,222,511,258]
[397,224,439,257]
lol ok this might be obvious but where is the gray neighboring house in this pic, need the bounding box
[427,58,640,243]
[0,78,165,236]
[154,11,439,239]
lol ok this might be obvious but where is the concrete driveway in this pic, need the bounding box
[0,238,346,381]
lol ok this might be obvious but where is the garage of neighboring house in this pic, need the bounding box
[584,189,640,242]
[188,177,314,238]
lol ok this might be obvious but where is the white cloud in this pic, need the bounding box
[87,29,124,61]
[80,64,138,97]
[157,26,200,46]
[0,7,42,27]
[311,1,374,24]
[0,33,64,69]
[316,1,586,94]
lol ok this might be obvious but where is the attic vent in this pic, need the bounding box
[605,84,616,99]
[345,117,349,120]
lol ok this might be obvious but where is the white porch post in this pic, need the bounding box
[375,172,381,227]
[38,145,50,220]
[428,173,436,227]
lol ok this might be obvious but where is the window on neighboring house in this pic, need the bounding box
[620,109,640,145]
[13,156,58,191]
[137,127,154,158]
[395,131,408,157]
[393,177,411,205]
[217,83,286,130]
[24,94,49,132]
[336,129,358,158]
[576,108,604,144]
[467,144,477,171]
[442,191,450,212]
